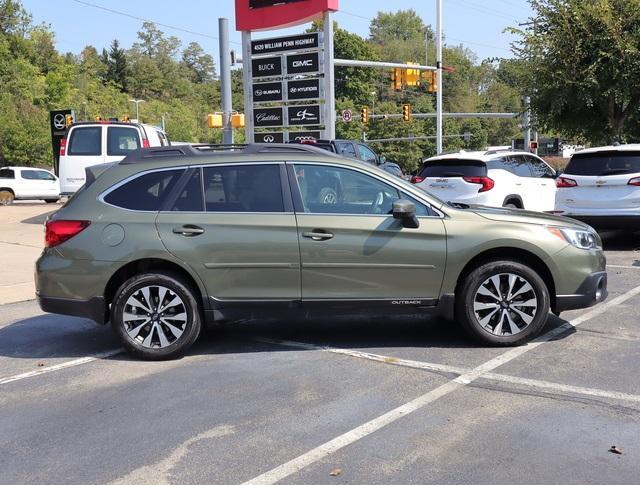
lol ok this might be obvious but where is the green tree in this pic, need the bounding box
[182,41,215,84]
[106,39,128,91]
[509,0,640,143]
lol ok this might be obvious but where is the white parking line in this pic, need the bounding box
[607,264,640,270]
[243,283,640,485]
[0,348,124,385]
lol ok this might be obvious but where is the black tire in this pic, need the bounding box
[504,202,520,209]
[111,272,202,360]
[45,199,59,204]
[455,260,550,346]
[0,190,15,205]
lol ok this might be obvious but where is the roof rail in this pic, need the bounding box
[120,142,338,164]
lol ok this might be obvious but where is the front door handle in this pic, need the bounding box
[302,231,334,241]
[172,225,205,237]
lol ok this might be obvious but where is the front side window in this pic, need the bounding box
[357,144,378,164]
[203,164,284,213]
[293,164,399,215]
[107,127,141,156]
[506,155,533,177]
[104,169,184,211]
[0,169,15,179]
[21,170,55,180]
[526,156,555,178]
[336,142,357,158]
[68,127,102,156]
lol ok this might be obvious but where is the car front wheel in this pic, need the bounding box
[111,272,202,360]
[456,260,550,345]
[0,190,15,205]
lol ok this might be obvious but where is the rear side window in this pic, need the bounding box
[419,159,487,178]
[526,156,555,178]
[22,170,55,180]
[565,151,640,176]
[68,127,102,156]
[104,169,184,211]
[107,127,141,156]
[0,169,15,179]
[171,169,203,212]
[202,164,284,213]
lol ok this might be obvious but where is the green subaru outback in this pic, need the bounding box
[36,144,607,359]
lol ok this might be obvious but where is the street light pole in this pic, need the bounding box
[129,99,145,121]
[436,0,443,154]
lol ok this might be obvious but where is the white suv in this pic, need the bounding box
[58,121,170,195]
[412,150,557,212]
[555,144,640,229]
[0,167,60,205]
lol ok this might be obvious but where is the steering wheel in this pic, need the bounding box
[370,191,386,214]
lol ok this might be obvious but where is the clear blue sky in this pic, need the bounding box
[21,0,533,64]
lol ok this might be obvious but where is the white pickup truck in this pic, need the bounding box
[0,167,60,205]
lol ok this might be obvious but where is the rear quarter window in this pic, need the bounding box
[104,169,184,211]
[68,127,102,156]
[565,151,640,176]
[107,127,141,156]
[21,170,55,180]
[419,159,487,177]
[0,169,15,179]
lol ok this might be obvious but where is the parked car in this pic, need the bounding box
[0,167,60,205]
[292,139,405,178]
[555,144,640,229]
[412,150,557,212]
[58,121,170,195]
[36,143,606,360]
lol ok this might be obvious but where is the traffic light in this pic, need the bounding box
[231,113,245,128]
[122,115,131,122]
[95,116,103,121]
[392,68,404,91]
[402,104,412,122]
[423,71,437,94]
[404,62,421,87]
[361,106,369,124]
[65,114,74,127]
[207,113,223,128]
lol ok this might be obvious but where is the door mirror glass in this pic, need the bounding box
[392,199,419,228]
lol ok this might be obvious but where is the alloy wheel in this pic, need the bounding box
[472,273,538,336]
[122,285,188,349]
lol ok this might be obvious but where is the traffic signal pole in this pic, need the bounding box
[323,11,336,140]
[436,0,443,154]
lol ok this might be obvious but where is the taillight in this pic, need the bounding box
[463,176,494,192]
[556,176,577,188]
[59,138,67,156]
[45,220,90,248]
[142,139,150,148]
[628,177,640,186]
[410,175,425,184]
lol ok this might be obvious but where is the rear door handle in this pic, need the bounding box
[302,231,334,241]
[172,225,205,237]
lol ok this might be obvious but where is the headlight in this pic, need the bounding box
[547,227,601,250]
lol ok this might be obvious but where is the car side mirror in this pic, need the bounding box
[379,155,387,163]
[393,199,419,229]
[555,169,563,177]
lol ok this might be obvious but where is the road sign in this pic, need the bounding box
[254,107,285,127]
[288,105,321,126]
[287,79,320,101]
[342,109,352,122]
[289,130,321,142]
[253,81,284,103]
[251,32,320,56]
[286,51,320,75]
[255,132,285,143]
[251,56,282,78]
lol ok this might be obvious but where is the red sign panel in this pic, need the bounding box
[236,0,339,31]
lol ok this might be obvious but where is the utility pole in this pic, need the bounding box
[523,95,531,152]
[219,18,233,144]
[436,0,443,154]
[323,11,336,139]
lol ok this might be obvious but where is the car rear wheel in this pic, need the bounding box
[456,260,550,345]
[0,190,15,205]
[45,199,59,204]
[111,272,202,360]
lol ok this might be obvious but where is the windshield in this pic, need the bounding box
[565,151,640,176]
[419,159,487,178]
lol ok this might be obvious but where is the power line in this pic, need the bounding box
[69,0,242,45]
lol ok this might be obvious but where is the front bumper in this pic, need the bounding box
[37,294,107,324]
[553,271,608,313]
[559,214,640,230]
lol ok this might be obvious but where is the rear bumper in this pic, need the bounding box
[560,214,640,230]
[37,294,107,324]
[553,271,608,313]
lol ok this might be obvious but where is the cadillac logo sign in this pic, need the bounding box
[254,107,284,127]
[287,105,321,126]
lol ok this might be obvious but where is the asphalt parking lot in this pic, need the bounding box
[1,227,640,484]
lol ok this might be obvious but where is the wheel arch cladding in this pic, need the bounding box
[455,247,556,307]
